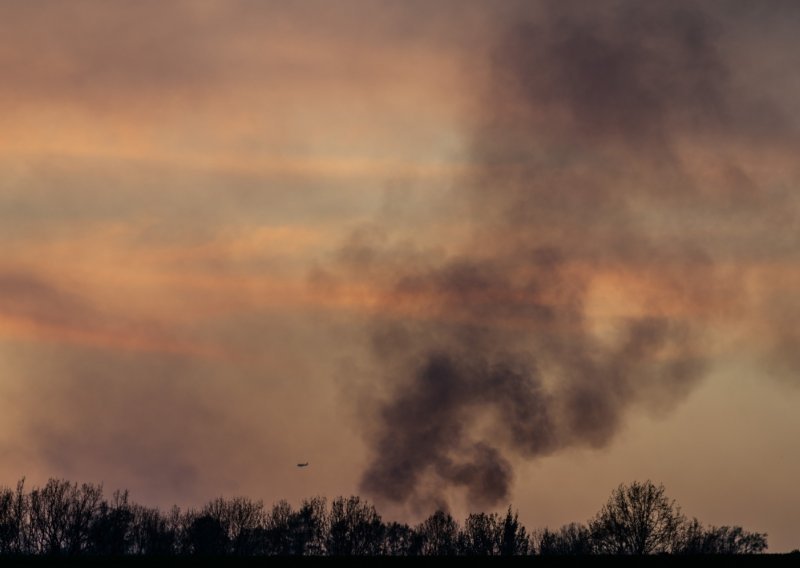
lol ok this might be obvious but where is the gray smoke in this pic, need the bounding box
[330,1,794,510]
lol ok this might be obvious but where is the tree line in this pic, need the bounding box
[0,478,767,556]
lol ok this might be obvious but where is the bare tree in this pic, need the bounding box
[327,496,384,556]
[202,496,267,555]
[459,512,502,555]
[537,522,593,555]
[500,507,530,555]
[589,480,684,555]
[129,504,175,555]
[27,479,102,555]
[381,522,416,556]
[417,510,459,556]
[89,489,133,555]
[0,479,27,554]
[186,513,228,555]
[678,518,767,554]
[264,497,327,555]
[293,497,328,555]
[0,476,771,556]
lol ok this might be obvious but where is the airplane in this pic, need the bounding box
[297,462,309,468]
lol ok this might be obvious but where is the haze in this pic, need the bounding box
[1,0,799,552]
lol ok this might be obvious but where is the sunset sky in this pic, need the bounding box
[2,0,799,551]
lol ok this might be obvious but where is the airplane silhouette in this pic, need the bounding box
[297,462,309,468]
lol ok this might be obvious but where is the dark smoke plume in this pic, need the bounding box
[332,2,790,510]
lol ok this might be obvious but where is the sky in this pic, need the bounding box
[1,0,799,551]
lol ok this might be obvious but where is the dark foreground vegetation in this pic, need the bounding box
[0,479,767,556]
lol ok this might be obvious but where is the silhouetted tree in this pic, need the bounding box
[202,497,266,555]
[264,500,292,555]
[589,480,684,555]
[381,522,416,556]
[0,479,26,554]
[264,498,327,555]
[27,479,102,555]
[289,497,327,555]
[707,526,767,554]
[327,496,384,556]
[537,522,593,555]
[459,512,502,555]
[500,507,530,555]
[186,514,228,555]
[27,479,68,554]
[678,518,767,554]
[0,477,771,556]
[66,482,103,555]
[129,505,175,555]
[417,510,458,556]
[88,490,133,555]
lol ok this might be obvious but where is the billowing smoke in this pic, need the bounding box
[335,2,782,510]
